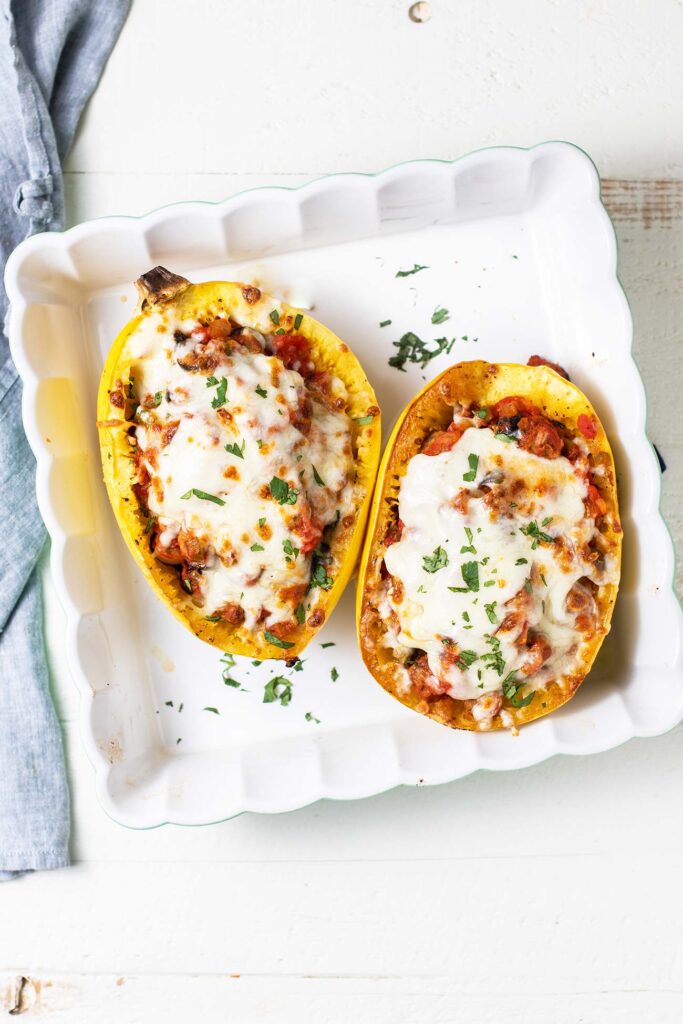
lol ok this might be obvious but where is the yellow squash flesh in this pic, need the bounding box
[356,360,622,731]
[98,271,381,660]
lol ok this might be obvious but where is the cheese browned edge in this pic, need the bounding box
[357,360,622,731]
[98,270,381,661]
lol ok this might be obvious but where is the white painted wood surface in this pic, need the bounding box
[3,1,683,1019]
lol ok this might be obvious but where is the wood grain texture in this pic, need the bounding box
[2,855,683,979]
[601,179,683,597]
[64,0,683,180]
[36,169,683,1024]
[41,718,683,865]
[602,178,683,229]
[2,975,682,1024]
[10,1,683,1020]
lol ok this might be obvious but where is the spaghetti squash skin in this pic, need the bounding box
[98,268,380,660]
[357,360,621,731]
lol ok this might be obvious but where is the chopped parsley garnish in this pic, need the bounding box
[520,520,555,549]
[256,439,264,449]
[294,313,303,331]
[250,542,264,552]
[482,635,505,676]
[263,630,295,650]
[211,377,228,409]
[462,453,479,483]
[225,439,245,459]
[422,546,449,573]
[455,650,478,670]
[309,562,334,591]
[389,331,455,371]
[206,376,218,386]
[354,414,375,426]
[283,538,300,560]
[258,517,266,527]
[180,488,225,506]
[312,465,325,487]
[542,516,553,527]
[431,307,450,325]
[484,601,498,624]
[540,573,548,587]
[501,671,518,698]
[460,526,476,554]
[331,667,339,682]
[483,580,496,587]
[275,328,285,335]
[263,675,292,705]
[524,577,533,594]
[396,263,429,277]
[220,653,242,688]
[295,602,306,624]
[255,384,268,398]
[475,408,488,419]
[165,700,173,707]
[502,671,536,709]
[205,614,221,622]
[152,391,163,407]
[495,432,515,444]
[269,309,280,326]
[462,611,470,623]
[460,560,479,592]
[305,711,321,723]
[515,558,528,565]
[320,642,335,648]
[221,653,235,669]
[269,477,299,505]
[203,707,220,715]
[379,319,392,328]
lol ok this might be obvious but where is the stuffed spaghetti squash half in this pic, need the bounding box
[98,267,380,660]
[357,360,621,731]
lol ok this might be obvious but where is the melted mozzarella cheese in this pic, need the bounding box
[128,311,353,629]
[383,426,615,701]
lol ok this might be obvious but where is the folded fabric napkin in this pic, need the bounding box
[0,0,129,880]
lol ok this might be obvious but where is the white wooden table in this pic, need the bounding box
[3,1,683,1019]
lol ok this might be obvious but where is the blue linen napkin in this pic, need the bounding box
[0,0,129,879]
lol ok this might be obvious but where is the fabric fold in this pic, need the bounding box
[0,0,130,879]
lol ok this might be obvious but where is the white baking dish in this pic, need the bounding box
[6,142,682,827]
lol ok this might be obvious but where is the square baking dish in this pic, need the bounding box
[6,142,682,827]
